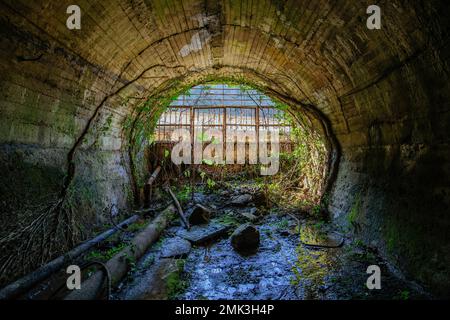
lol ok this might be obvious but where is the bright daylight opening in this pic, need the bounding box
[149,83,328,210]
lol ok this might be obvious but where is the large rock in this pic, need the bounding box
[230,224,260,255]
[160,237,192,258]
[230,194,253,206]
[252,191,268,207]
[187,204,211,225]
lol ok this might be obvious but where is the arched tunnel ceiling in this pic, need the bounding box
[1,0,449,152]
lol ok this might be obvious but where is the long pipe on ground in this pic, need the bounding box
[0,214,139,300]
[64,204,176,300]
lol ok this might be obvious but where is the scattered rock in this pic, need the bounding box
[230,194,253,206]
[224,209,234,215]
[193,193,207,203]
[161,237,192,258]
[187,204,211,225]
[325,233,345,247]
[239,207,259,222]
[279,230,290,237]
[230,224,260,255]
[252,191,267,207]
[177,222,231,245]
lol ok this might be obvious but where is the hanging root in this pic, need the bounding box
[0,190,84,287]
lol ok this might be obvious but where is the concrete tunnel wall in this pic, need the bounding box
[0,0,449,296]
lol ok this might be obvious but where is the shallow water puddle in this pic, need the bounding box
[178,215,340,300]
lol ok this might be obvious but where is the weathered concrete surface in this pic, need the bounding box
[0,0,449,296]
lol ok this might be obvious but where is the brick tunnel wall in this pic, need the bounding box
[0,0,449,296]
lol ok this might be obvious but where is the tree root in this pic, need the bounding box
[0,191,83,287]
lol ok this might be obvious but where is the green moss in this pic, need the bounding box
[382,211,431,263]
[394,290,410,300]
[126,220,148,233]
[166,259,188,300]
[176,185,192,204]
[275,218,289,229]
[291,243,330,290]
[347,193,361,225]
[86,242,127,262]
[379,206,447,293]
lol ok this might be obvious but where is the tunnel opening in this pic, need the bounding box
[139,82,329,215]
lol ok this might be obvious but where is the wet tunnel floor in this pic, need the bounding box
[113,186,427,300]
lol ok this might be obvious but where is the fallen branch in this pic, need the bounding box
[164,185,190,230]
[146,166,162,186]
[64,205,177,300]
[144,166,162,208]
[0,214,139,300]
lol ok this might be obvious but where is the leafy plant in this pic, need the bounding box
[206,178,216,190]
[164,149,170,158]
[166,259,188,299]
[397,290,410,300]
[176,185,192,203]
[202,159,214,166]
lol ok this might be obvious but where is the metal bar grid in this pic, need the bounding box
[154,85,292,152]
[155,107,291,142]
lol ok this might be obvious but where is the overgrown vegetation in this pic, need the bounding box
[269,110,327,212]
[249,125,327,217]
[86,243,127,262]
[166,259,188,299]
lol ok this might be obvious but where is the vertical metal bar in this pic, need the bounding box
[256,106,260,160]
[223,107,227,160]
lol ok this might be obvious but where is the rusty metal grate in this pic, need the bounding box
[155,84,292,145]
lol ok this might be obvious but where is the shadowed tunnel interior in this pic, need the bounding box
[0,0,449,299]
